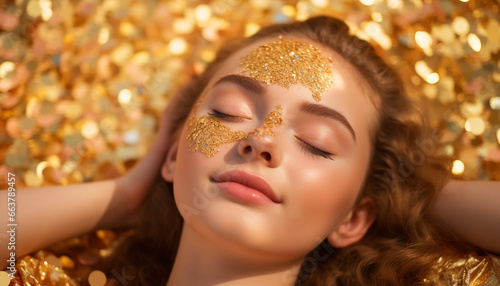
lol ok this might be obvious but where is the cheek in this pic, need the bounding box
[261,165,363,257]
[283,157,367,238]
[172,129,211,220]
[187,115,247,158]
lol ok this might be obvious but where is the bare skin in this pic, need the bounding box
[0,39,498,284]
[0,87,185,270]
[163,37,378,285]
[432,180,500,254]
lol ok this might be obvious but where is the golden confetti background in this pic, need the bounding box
[1,0,500,284]
[1,0,500,186]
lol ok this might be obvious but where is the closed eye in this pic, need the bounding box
[295,137,335,160]
[208,109,245,122]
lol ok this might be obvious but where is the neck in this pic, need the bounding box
[166,224,303,286]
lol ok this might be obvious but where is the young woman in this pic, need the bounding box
[1,16,499,285]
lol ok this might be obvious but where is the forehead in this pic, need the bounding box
[239,38,334,102]
[208,37,326,90]
[204,36,379,138]
[201,36,378,152]
[207,37,374,102]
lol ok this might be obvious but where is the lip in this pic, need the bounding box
[211,170,281,205]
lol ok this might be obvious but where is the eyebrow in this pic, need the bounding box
[213,74,356,142]
[299,101,357,142]
[214,74,265,96]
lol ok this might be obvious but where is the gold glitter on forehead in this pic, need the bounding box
[187,116,248,157]
[251,105,283,138]
[240,37,334,102]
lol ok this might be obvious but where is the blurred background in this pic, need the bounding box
[1,0,499,189]
[1,0,500,285]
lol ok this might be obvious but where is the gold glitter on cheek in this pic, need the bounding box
[251,105,283,138]
[186,116,248,157]
[240,38,334,102]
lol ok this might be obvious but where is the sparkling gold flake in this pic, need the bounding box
[3,0,498,190]
[187,104,283,157]
[3,1,500,285]
[9,251,77,285]
[187,116,247,157]
[240,38,334,102]
[251,105,283,138]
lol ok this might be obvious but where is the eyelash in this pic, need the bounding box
[209,110,334,160]
[208,110,244,122]
[296,137,335,160]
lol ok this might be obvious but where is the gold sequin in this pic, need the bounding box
[9,251,77,286]
[88,270,107,286]
[2,0,498,192]
[240,38,334,102]
[425,252,500,285]
[251,105,283,138]
[187,116,248,157]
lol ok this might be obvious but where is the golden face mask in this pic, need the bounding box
[186,116,248,158]
[186,91,248,158]
[250,105,283,138]
[240,37,334,102]
[187,105,283,157]
[187,38,331,157]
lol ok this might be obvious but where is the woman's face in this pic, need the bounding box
[168,37,378,261]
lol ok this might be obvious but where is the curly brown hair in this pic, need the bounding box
[100,16,463,285]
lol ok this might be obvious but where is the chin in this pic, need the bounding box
[173,184,313,259]
[186,196,280,248]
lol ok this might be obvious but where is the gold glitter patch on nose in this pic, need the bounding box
[251,105,283,138]
[187,116,248,157]
[240,37,334,102]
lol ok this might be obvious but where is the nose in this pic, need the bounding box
[237,132,283,168]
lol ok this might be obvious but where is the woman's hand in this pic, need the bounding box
[0,83,191,267]
[108,84,188,228]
